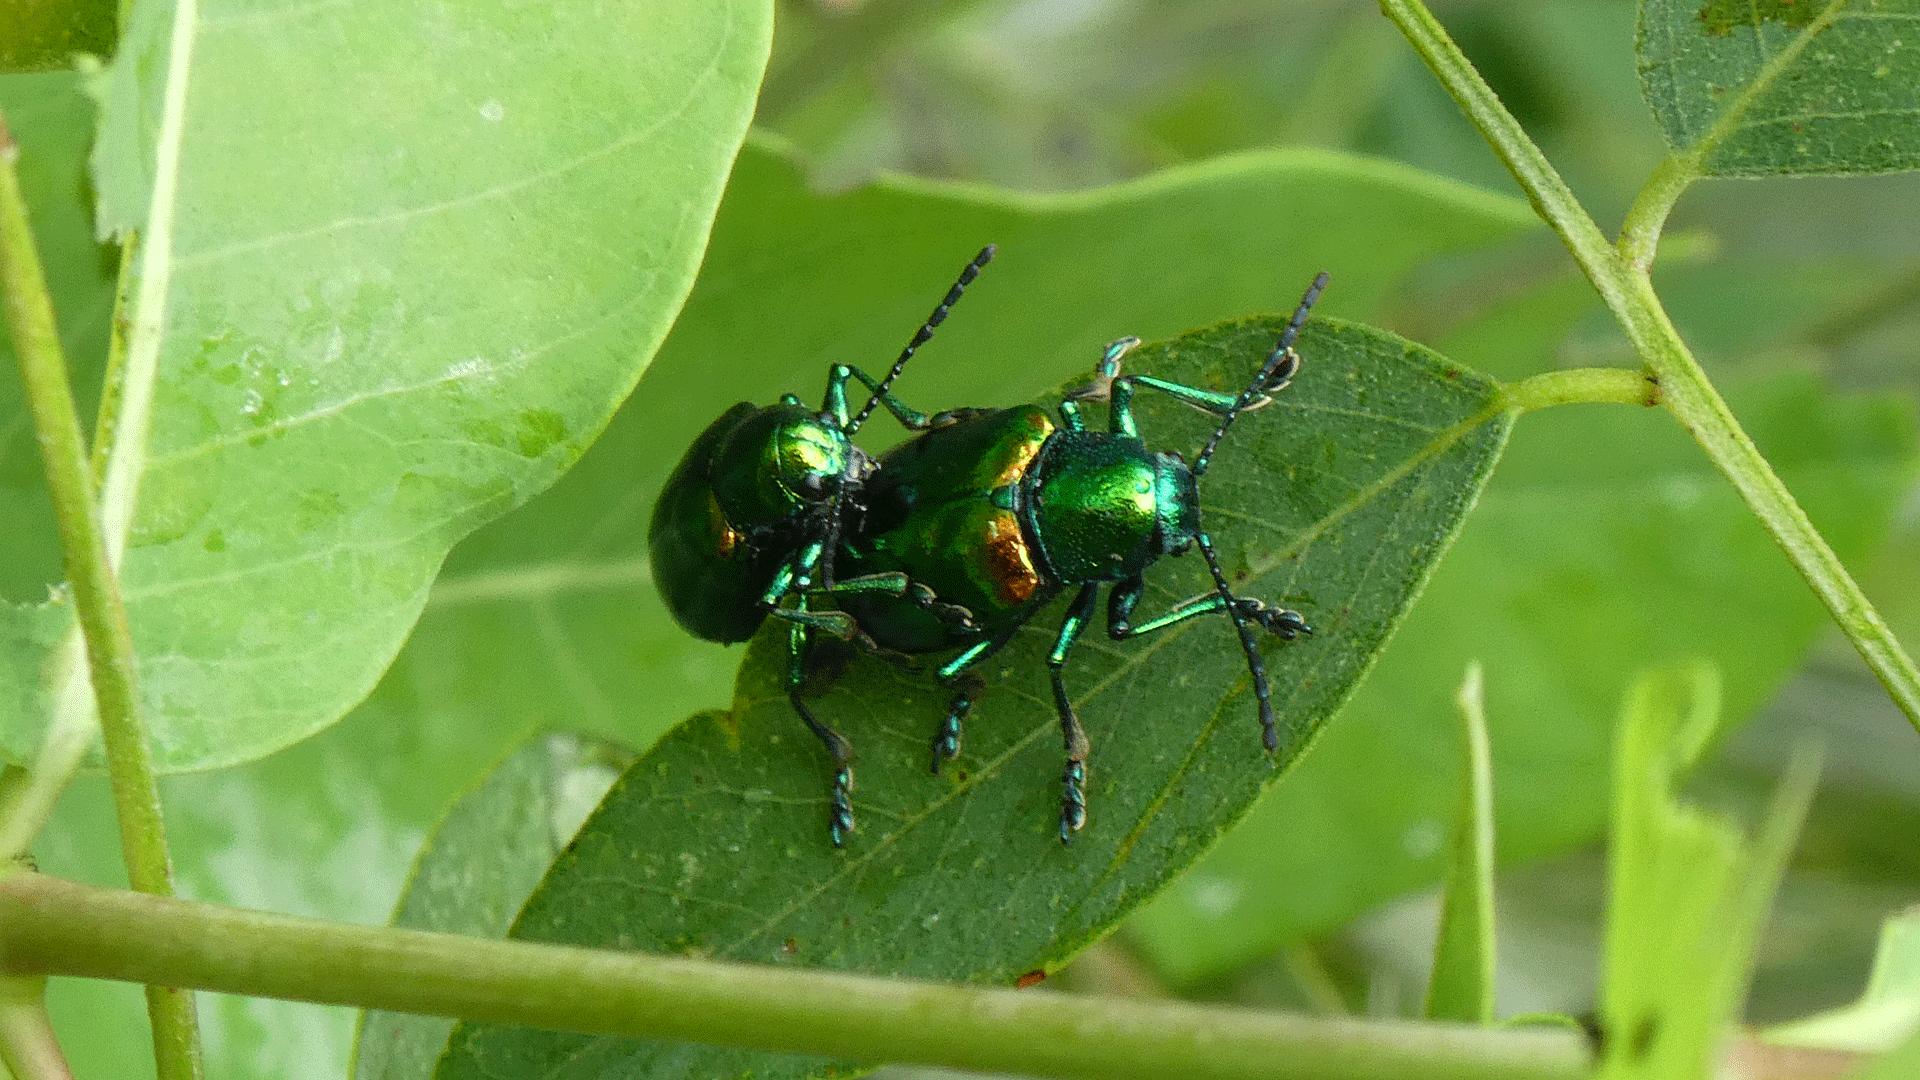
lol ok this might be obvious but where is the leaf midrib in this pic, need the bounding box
[1680,0,1858,164]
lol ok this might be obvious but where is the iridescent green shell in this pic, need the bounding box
[838,404,1198,652]
[648,402,853,644]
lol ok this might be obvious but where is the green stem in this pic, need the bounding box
[1503,367,1653,412]
[0,977,74,1080]
[0,116,203,1080]
[0,874,1590,1080]
[90,228,137,486]
[1379,0,1920,737]
[1378,0,1616,281]
[1616,154,1696,272]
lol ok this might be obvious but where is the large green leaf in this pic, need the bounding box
[0,0,772,771]
[1637,0,1920,176]
[435,315,1511,1080]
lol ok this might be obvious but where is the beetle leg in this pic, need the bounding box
[812,571,910,598]
[763,547,866,638]
[1107,375,1139,438]
[901,580,979,633]
[1047,583,1101,843]
[930,674,980,775]
[837,365,936,430]
[822,365,854,428]
[1230,597,1311,640]
[1105,574,1147,637]
[1064,336,1142,404]
[765,604,860,640]
[1106,570,1310,754]
[787,595,855,846]
[928,602,1046,775]
[1107,587,1311,643]
[1056,397,1089,433]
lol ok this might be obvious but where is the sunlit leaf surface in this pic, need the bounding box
[0,0,771,770]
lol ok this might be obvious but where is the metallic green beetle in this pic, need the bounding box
[648,248,997,828]
[815,273,1328,843]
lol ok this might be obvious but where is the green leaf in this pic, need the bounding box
[0,0,773,771]
[1636,0,1920,176]
[353,733,627,1080]
[1765,906,1920,1053]
[1125,367,1915,983]
[435,315,1512,1080]
[1425,662,1497,1024]
[1597,665,1818,1080]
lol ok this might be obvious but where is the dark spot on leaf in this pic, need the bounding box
[1698,0,1816,37]
[243,394,280,430]
[203,528,225,553]
[462,418,509,449]
[295,489,343,533]
[1629,1015,1658,1059]
[781,937,798,955]
[1016,969,1047,988]
[515,408,569,458]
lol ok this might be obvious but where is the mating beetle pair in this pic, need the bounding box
[649,247,1325,845]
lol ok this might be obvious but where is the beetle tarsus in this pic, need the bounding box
[791,689,856,846]
[931,694,970,774]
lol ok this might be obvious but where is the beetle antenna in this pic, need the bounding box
[846,244,997,435]
[1195,530,1279,752]
[1186,272,1327,752]
[1193,271,1328,480]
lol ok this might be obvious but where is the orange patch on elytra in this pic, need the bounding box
[983,512,1041,606]
[707,494,741,557]
[982,409,1052,489]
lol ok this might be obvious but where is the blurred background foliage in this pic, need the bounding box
[18,0,1920,1076]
